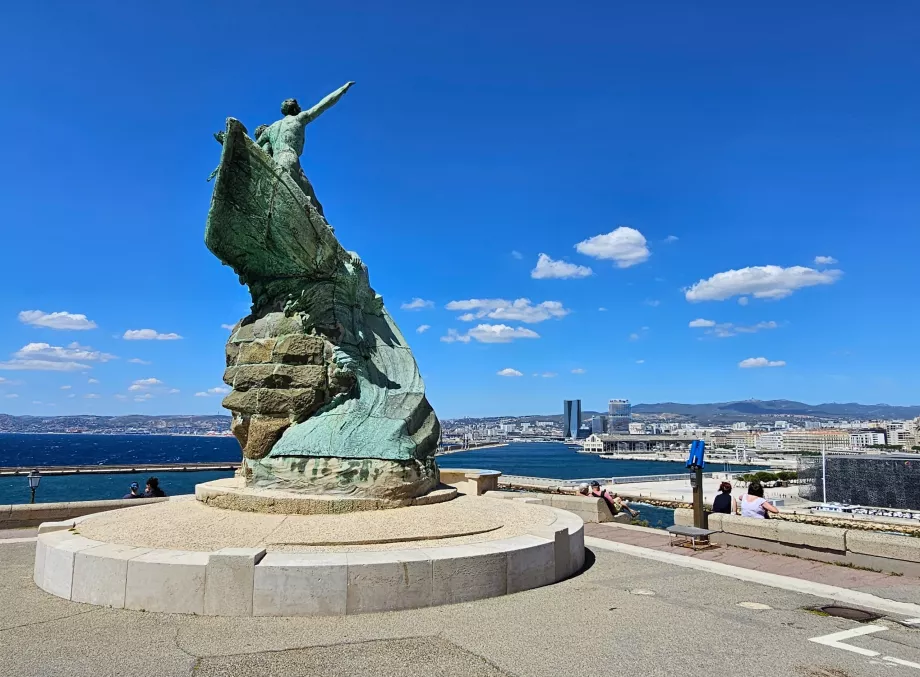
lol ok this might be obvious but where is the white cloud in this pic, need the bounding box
[629,333,640,341]
[60,385,72,390]
[511,250,523,260]
[814,255,838,265]
[663,235,679,243]
[598,307,607,312]
[446,298,569,323]
[689,319,716,328]
[167,388,180,394]
[400,298,434,311]
[442,324,540,344]
[14,342,116,362]
[530,253,593,280]
[221,324,236,331]
[195,386,229,397]
[18,310,97,330]
[32,400,42,405]
[571,368,586,374]
[114,394,127,400]
[194,392,209,397]
[122,329,183,340]
[128,378,162,392]
[88,378,99,384]
[636,359,645,364]
[0,359,89,372]
[690,319,779,338]
[128,358,151,365]
[738,297,749,306]
[685,265,842,302]
[497,368,523,377]
[738,357,786,369]
[536,372,557,378]
[416,325,431,333]
[84,393,101,399]
[5,393,18,398]
[134,393,153,401]
[575,227,650,268]
[645,299,660,307]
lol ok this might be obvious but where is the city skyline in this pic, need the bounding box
[2,3,919,418]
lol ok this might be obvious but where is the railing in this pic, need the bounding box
[500,472,714,486]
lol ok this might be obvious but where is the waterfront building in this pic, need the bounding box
[607,399,631,432]
[726,431,757,448]
[783,429,851,453]
[850,431,886,449]
[590,416,607,434]
[562,399,582,439]
[628,422,644,435]
[582,433,604,453]
[756,431,784,451]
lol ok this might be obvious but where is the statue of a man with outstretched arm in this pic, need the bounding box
[256,81,355,217]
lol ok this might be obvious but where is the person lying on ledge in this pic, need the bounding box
[589,480,638,518]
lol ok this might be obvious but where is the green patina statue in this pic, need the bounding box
[205,83,441,502]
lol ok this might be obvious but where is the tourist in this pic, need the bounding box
[144,477,167,498]
[575,483,590,496]
[711,482,736,514]
[589,481,638,518]
[737,481,779,519]
[121,482,143,499]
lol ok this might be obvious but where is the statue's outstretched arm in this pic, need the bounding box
[299,81,355,124]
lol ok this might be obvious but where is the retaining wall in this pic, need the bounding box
[674,509,920,576]
[0,498,168,529]
[486,491,631,524]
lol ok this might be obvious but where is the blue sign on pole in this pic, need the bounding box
[686,439,705,469]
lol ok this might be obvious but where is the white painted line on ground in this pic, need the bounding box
[884,656,920,669]
[808,625,885,657]
[586,536,920,618]
[0,537,37,544]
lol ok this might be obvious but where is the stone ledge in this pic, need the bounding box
[846,530,920,563]
[2,498,168,528]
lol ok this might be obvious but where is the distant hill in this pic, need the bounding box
[631,400,920,420]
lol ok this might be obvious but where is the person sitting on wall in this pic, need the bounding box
[737,481,779,519]
[122,482,143,499]
[589,481,638,518]
[144,477,166,498]
[711,482,736,514]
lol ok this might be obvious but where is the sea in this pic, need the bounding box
[0,435,727,528]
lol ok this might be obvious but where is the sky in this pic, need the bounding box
[1,1,918,418]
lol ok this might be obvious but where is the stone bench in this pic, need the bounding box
[439,469,502,496]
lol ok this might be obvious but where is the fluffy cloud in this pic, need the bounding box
[496,368,523,377]
[416,325,431,333]
[88,378,99,384]
[0,359,89,372]
[400,298,434,311]
[129,377,162,392]
[571,368,586,374]
[664,235,679,243]
[128,358,151,365]
[685,265,842,302]
[689,319,716,328]
[195,386,230,397]
[14,342,116,362]
[18,310,97,330]
[534,372,557,378]
[738,357,786,368]
[814,255,838,265]
[122,329,183,340]
[575,227,650,268]
[446,298,569,323]
[441,324,540,344]
[134,393,153,401]
[60,385,72,390]
[530,254,593,280]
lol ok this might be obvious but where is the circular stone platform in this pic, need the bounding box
[33,490,585,617]
[194,477,457,515]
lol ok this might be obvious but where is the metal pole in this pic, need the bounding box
[30,487,36,504]
[821,440,827,504]
[692,465,705,528]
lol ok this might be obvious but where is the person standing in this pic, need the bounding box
[711,482,736,514]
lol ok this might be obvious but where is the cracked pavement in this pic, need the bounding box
[5,541,920,676]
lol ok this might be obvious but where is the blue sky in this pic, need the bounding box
[1,1,918,418]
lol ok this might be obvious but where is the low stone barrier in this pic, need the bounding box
[0,498,168,529]
[674,509,920,576]
[486,491,631,524]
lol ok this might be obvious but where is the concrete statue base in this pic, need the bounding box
[34,478,585,616]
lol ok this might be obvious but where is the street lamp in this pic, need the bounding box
[27,469,41,504]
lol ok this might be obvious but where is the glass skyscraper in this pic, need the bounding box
[608,399,631,432]
[563,399,582,438]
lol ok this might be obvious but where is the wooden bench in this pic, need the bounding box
[666,525,717,550]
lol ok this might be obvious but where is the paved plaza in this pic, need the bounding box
[5,525,920,677]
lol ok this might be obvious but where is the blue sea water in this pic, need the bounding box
[0,435,703,526]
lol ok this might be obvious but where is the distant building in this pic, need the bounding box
[783,430,850,453]
[731,422,749,431]
[590,416,607,434]
[756,431,784,451]
[607,399,631,432]
[774,420,789,429]
[582,434,604,453]
[850,431,886,449]
[563,399,582,438]
[628,422,644,435]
